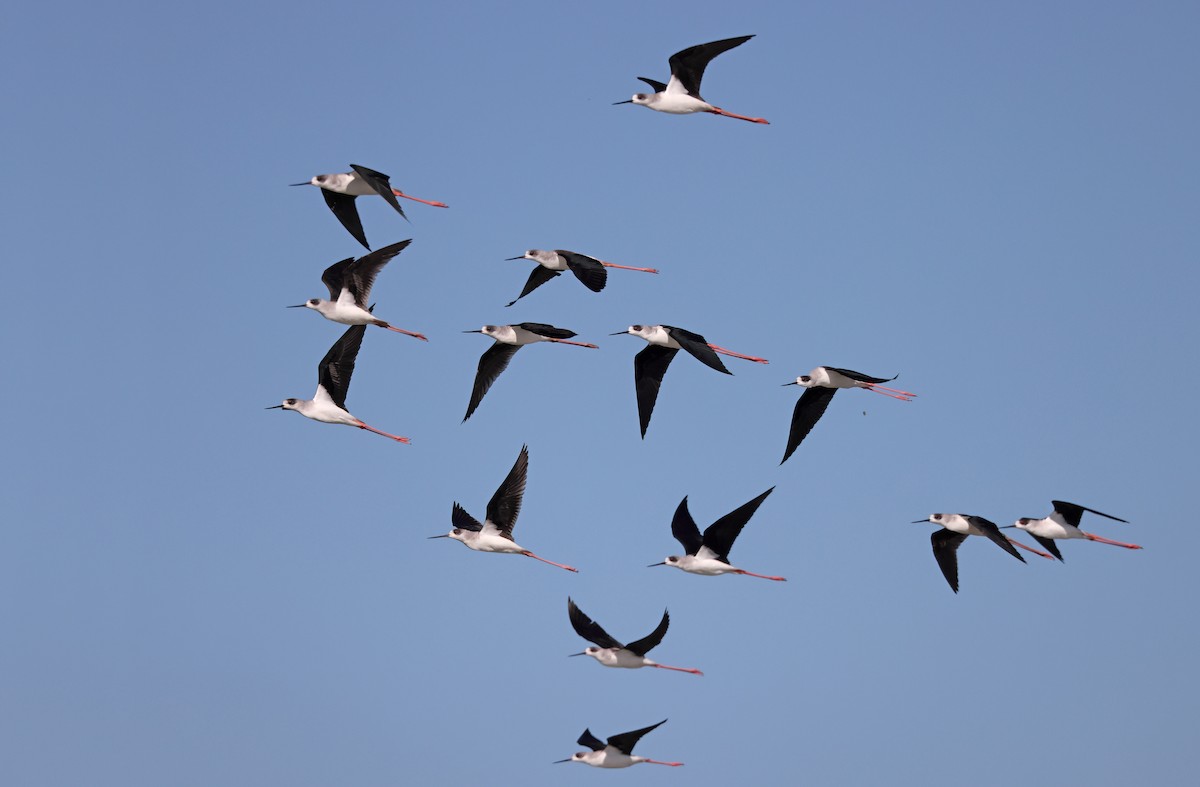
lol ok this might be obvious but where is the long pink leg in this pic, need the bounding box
[864,382,918,397]
[862,387,914,402]
[391,189,448,208]
[522,550,579,572]
[1007,538,1055,559]
[548,338,599,348]
[708,343,769,364]
[708,106,769,124]
[355,421,411,444]
[651,664,704,676]
[1085,533,1143,549]
[599,259,659,274]
[643,760,684,767]
[379,324,429,341]
[734,569,787,581]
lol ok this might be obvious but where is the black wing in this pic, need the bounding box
[607,719,667,756]
[824,366,897,385]
[514,322,577,340]
[349,163,407,220]
[1032,534,1065,562]
[577,729,606,752]
[668,35,755,97]
[506,266,561,307]
[966,515,1024,563]
[451,503,483,532]
[637,76,669,93]
[558,250,607,293]
[781,386,837,464]
[316,323,366,411]
[702,487,774,561]
[670,497,704,556]
[663,326,731,375]
[463,343,521,422]
[321,190,369,250]
[1050,500,1129,527]
[567,598,624,650]
[931,529,969,593]
[319,257,357,301]
[342,239,412,309]
[634,345,679,437]
[624,609,669,657]
[485,444,528,540]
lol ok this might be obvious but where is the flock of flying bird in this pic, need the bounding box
[269,35,1141,769]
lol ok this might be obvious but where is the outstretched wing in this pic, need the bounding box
[463,343,521,422]
[607,719,667,756]
[506,266,561,307]
[667,35,755,97]
[558,250,607,293]
[321,190,369,250]
[669,497,704,556]
[316,323,366,410]
[319,256,357,301]
[624,609,669,657]
[1032,534,1064,562]
[781,386,837,464]
[567,598,624,650]
[663,326,731,375]
[702,487,774,561]
[825,366,897,385]
[1051,500,1129,527]
[965,515,1024,563]
[350,163,408,220]
[637,76,669,93]
[342,239,412,308]
[634,345,679,438]
[514,322,577,340]
[451,503,483,532]
[485,444,528,540]
[931,529,968,593]
[577,729,606,752]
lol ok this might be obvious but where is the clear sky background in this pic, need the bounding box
[3,1,1198,784]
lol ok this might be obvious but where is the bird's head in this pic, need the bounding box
[266,398,299,412]
[289,174,325,187]
[554,752,590,764]
[614,93,649,106]
[429,528,468,544]
[1012,517,1035,531]
[648,555,681,568]
[911,514,943,525]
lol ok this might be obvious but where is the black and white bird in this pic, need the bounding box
[781,366,916,463]
[290,164,447,250]
[1006,501,1142,560]
[913,513,1051,593]
[268,322,408,443]
[503,249,657,307]
[555,720,682,768]
[612,324,769,437]
[650,488,785,581]
[567,598,701,675]
[614,35,769,124]
[462,323,598,422]
[428,445,578,572]
[288,239,427,341]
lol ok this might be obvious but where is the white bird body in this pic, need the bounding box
[283,387,360,426]
[448,525,529,554]
[628,324,680,349]
[520,249,569,271]
[571,749,648,769]
[795,366,862,390]
[482,324,553,346]
[302,171,378,196]
[585,648,660,669]
[633,80,713,115]
[304,298,377,326]
[1015,514,1084,541]
[664,548,743,576]
[932,513,992,538]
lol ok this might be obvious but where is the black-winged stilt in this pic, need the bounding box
[612,324,768,437]
[567,598,701,675]
[1006,501,1141,560]
[461,323,598,422]
[288,239,427,341]
[555,719,682,768]
[504,249,657,307]
[290,164,447,250]
[614,35,769,124]
[650,488,785,581]
[429,445,578,572]
[268,322,409,443]
[781,366,916,463]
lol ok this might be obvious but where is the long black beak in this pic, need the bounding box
[462,329,483,333]
[288,182,310,186]
[999,525,1017,530]
[647,561,666,567]
[910,519,929,524]
[553,758,572,764]
[782,381,798,386]
[613,99,634,105]
[265,405,284,410]
[504,255,525,261]
[286,304,307,308]
[568,651,587,657]
[610,330,630,336]
[428,533,451,539]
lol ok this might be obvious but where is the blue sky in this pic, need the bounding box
[2,1,1198,784]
